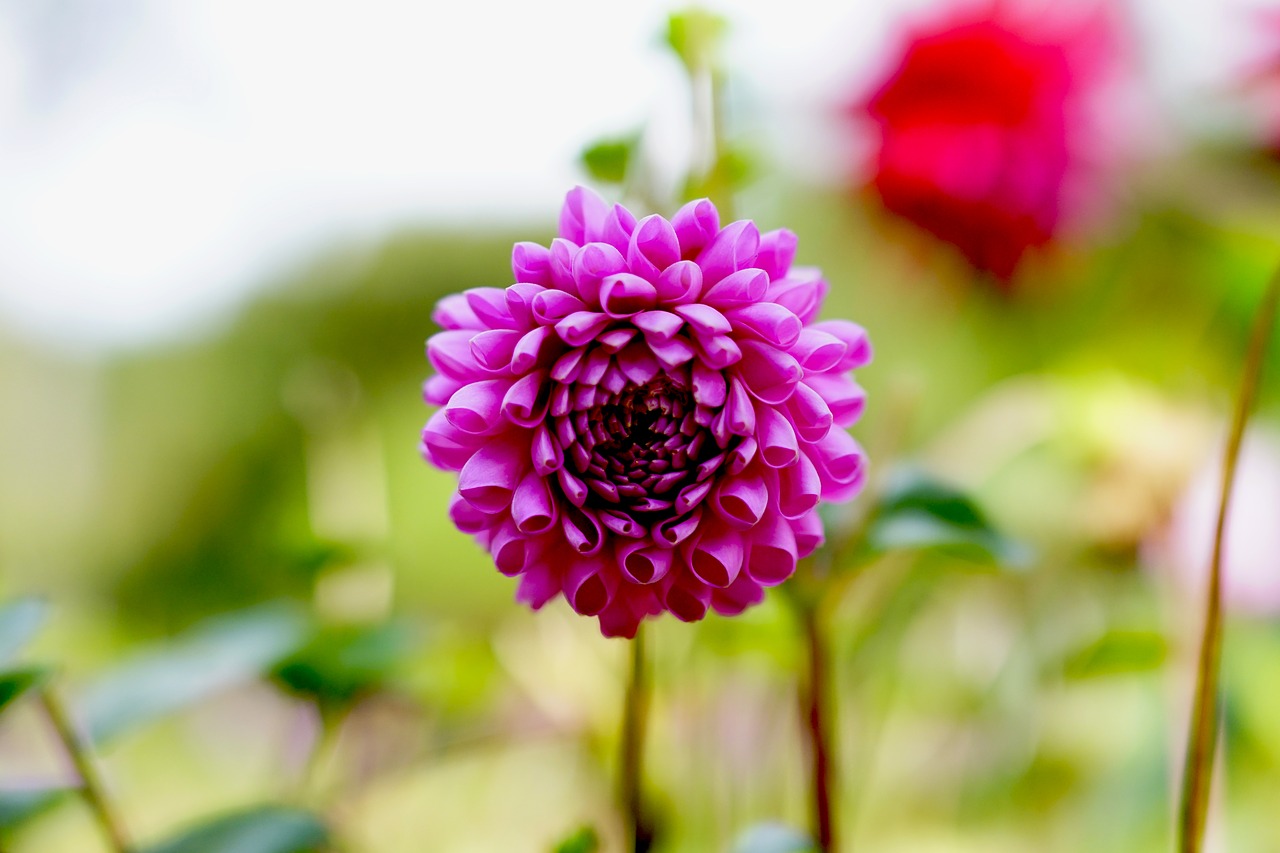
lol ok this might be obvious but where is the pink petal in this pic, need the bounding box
[755,228,797,280]
[465,287,517,330]
[633,310,684,343]
[655,507,702,547]
[554,311,613,347]
[572,242,628,307]
[696,220,760,285]
[501,371,549,427]
[600,273,658,318]
[470,329,522,371]
[746,513,798,586]
[702,268,768,309]
[778,451,821,519]
[726,302,802,348]
[512,241,553,286]
[491,522,529,577]
[513,469,558,534]
[736,340,802,404]
[458,435,528,513]
[655,260,703,304]
[559,186,610,245]
[564,554,615,616]
[810,320,872,370]
[663,576,712,622]
[531,424,563,475]
[803,374,866,427]
[691,360,727,407]
[791,329,846,373]
[757,406,800,468]
[628,214,681,282]
[689,519,745,587]
[711,573,766,616]
[712,468,768,529]
[617,540,674,584]
[601,203,637,255]
[433,293,484,330]
[792,511,824,558]
[445,378,511,435]
[671,197,720,256]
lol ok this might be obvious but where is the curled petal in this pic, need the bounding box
[628,214,681,281]
[702,268,768,309]
[532,289,586,325]
[664,575,712,622]
[691,360,727,407]
[728,436,758,474]
[572,242,627,307]
[768,273,828,325]
[778,451,821,518]
[655,507,702,548]
[505,283,545,328]
[617,342,661,385]
[791,328,846,373]
[458,435,528,513]
[428,330,500,382]
[555,311,613,347]
[649,337,697,368]
[689,518,744,587]
[449,492,499,535]
[633,310,684,343]
[445,378,511,435]
[433,293,484,330]
[423,374,462,407]
[599,599,645,639]
[675,479,714,515]
[724,377,756,436]
[804,374,866,427]
[600,273,658,318]
[712,468,768,529]
[600,509,645,538]
[811,428,867,501]
[601,203,637,254]
[422,409,483,470]
[512,241,553,286]
[786,383,834,443]
[746,513,798,586]
[811,320,872,370]
[559,186,610,245]
[557,467,589,507]
[564,554,616,616]
[727,302,802,348]
[491,522,529,577]
[695,334,742,369]
[465,287,517,330]
[757,406,800,468]
[756,228,797,280]
[655,260,703,304]
[736,340,802,404]
[502,371,549,427]
[549,238,578,292]
[562,505,605,556]
[510,326,559,374]
[792,511,825,558]
[712,573,766,617]
[674,302,731,336]
[617,540,674,584]
[696,220,759,285]
[531,424,563,475]
[516,562,561,610]
[470,329,521,371]
[513,469,558,534]
[671,197,720,256]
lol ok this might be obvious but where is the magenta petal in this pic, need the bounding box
[572,242,628,307]
[735,340,802,405]
[756,228,798,280]
[465,287,517,330]
[811,320,872,370]
[531,424,563,475]
[598,600,644,639]
[655,507,702,547]
[712,469,768,529]
[728,436,758,474]
[649,337,697,368]
[811,427,866,500]
[554,311,613,347]
[510,326,558,374]
[501,371,549,427]
[505,283,545,329]
[564,554,615,616]
[470,329,521,371]
[655,260,703,304]
[445,378,511,435]
[675,479,714,515]
[423,374,462,407]
[674,302,731,336]
[695,334,743,369]
[557,466,589,507]
[746,513,798,586]
[458,435,528,513]
[512,241,553,286]
[600,273,658,318]
[778,451,821,518]
[757,406,800,468]
[691,360,727,407]
[726,302,802,348]
[428,330,496,381]
[633,310,684,343]
[559,186,610,245]
[724,377,756,436]
[550,346,587,383]
[768,274,828,325]
[711,573,766,616]
[696,220,760,285]
[786,383,834,443]
[689,521,745,588]
[532,289,585,325]
[628,214,681,281]
[516,562,561,610]
[617,540,673,584]
[600,509,645,538]
[601,203,637,254]
[617,342,661,385]
[422,410,483,470]
[448,492,499,535]
[671,197,720,256]
[513,469,557,534]
[792,511,824,558]
[702,268,769,309]
[549,238,579,293]
[562,504,605,555]
[792,328,846,372]
[803,374,866,427]
[433,294,484,330]
[664,576,712,622]
[491,522,529,577]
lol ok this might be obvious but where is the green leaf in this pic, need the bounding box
[1065,629,1167,678]
[664,8,728,74]
[865,467,1030,567]
[81,602,309,744]
[0,789,67,833]
[732,823,816,853]
[0,597,49,664]
[0,666,51,714]
[273,620,417,708]
[580,135,638,185]
[138,806,329,853]
[552,825,600,853]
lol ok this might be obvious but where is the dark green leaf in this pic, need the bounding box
[580,136,638,185]
[138,806,329,853]
[0,597,49,664]
[81,602,309,744]
[0,788,67,833]
[0,666,51,714]
[553,825,600,853]
[1065,629,1167,678]
[866,467,1030,567]
[664,9,728,73]
[732,823,816,853]
[273,620,417,708]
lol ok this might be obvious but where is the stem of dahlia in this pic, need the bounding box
[1177,266,1280,853]
[620,625,651,853]
[39,686,131,853]
[800,600,836,852]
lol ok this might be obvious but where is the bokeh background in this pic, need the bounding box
[3,0,1280,851]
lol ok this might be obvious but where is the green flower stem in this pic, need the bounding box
[1178,267,1280,852]
[620,625,651,853]
[799,597,836,852]
[39,686,131,853]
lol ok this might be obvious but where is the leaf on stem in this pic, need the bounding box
[552,825,600,853]
[580,135,639,186]
[0,666,52,714]
[664,9,728,74]
[137,806,330,853]
[272,619,418,709]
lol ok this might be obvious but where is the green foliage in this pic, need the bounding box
[0,597,48,664]
[0,789,67,835]
[274,619,418,709]
[1065,629,1167,678]
[664,8,728,74]
[580,135,639,186]
[138,806,330,853]
[81,602,309,743]
[865,467,1029,567]
[552,825,600,853]
[731,823,816,853]
[0,665,50,713]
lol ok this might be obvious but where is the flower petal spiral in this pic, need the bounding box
[422,188,871,637]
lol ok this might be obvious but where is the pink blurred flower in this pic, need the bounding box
[857,3,1117,281]
[1147,429,1280,616]
[421,188,871,638]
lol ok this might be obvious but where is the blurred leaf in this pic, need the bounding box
[866,467,1029,567]
[665,8,728,73]
[274,620,417,708]
[81,602,309,743]
[552,825,600,853]
[731,823,816,853]
[0,666,51,714]
[0,789,67,834]
[1065,630,1167,679]
[0,597,48,664]
[684,144,757,209]
[138,806,329,853]
[580,135,638,186]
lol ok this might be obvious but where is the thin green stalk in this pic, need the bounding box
[620,625,651,853]
[39,686,131,853]
[1178,267,1280,852]
[800,601,836,852]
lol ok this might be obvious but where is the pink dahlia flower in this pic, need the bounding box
[858,3,1115,281]
[421,188,870,638]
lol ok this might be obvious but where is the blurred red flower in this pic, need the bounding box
[858,3,1116,281]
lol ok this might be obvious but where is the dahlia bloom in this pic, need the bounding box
[859,3,1114,280]
[421,188,870,638]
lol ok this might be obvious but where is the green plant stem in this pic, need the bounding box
[620,625,651,853]
[39,686,131,853]
[1178,267,1280,852]
[800,601,836,852]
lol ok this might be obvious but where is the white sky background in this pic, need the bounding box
[0,0,1270,351]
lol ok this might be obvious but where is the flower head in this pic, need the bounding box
[858,3,1115,281]
[421,188,870,637]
